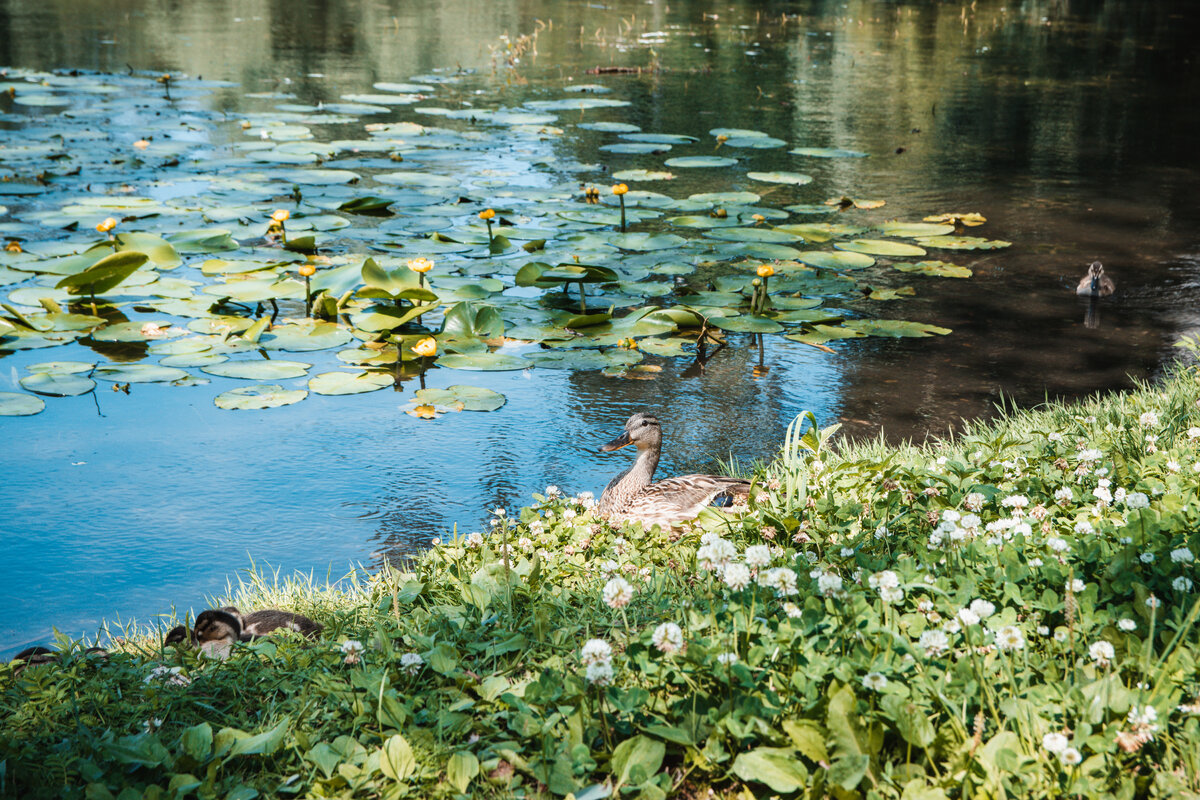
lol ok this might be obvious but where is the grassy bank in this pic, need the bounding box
[5,369,1200,800]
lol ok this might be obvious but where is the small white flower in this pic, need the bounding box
[1029,557,1044,567]
[1037,625,1050,636]
[562,508,577,522]
[1146,595,1161,609]
[1139,411,1159,427]
[1167,460,1181,473]
[919,629,950,656]
[1048,432,1063,442]
[969,599,996,619]
[586,661,614,685]
[874,524,889,539]
[1119,536,1133,545]
[493,507,505,518]
[465,532,484,548]
[783,602,802,618]
[400,652,424,675]
[840,547,855,557]
[1047,537,1070,553]
[1066,579,1086,593]
[580,638,613,666]
[1054,629,1069,642]
[1042,732,1069,753]
[957,608,981,627]
[761,567,799,597]
[964,492,986,512]
[996,625,1025,651]
[1001,494,1029,510]
[340,640,364,656]
[1173,576,1194,592]
[1054,487,1074,504]
[651,622,684,654]
[1092,487,1111,505]
[1118,618,1137,631]
[716,651,739,665]
[816,572,843,597]
[1140,552,1155,564]
[1089,640,1115,667]
[723,563,752,591]
[1078,448,1102,462]
[1189,427,1200,439]
[544,485,560,497]
[861,672,888,691]
[1059,747,1082,766]
[1171,547,1195,564]
[869,570,900,590]
[880,585,905,605]
[1128,704,1159,730]
[1126,492,1150,510]
[744,545,772,569]
[942,509,961,524]
[696,536,737,572]
[602,577,634,609]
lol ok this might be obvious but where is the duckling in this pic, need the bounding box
[240,609,323,640]
[1076,261,1115,297]
[192,609,243,660]
[10,645,108,674]
[596,412,751,528]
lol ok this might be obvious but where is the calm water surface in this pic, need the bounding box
[2,0,1199,655]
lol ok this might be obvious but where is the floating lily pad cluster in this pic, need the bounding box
[0,67,1011,416]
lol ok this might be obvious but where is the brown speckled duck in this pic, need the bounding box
[597,412,750,528]
[1076,261,1115,297]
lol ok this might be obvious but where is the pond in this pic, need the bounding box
[2,0,1199,657]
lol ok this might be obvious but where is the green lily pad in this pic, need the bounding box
[524,97,630,111]
[746,171,813,185]
[796,251,876,270]
[877,222,955,238]
[786,325,868,345]
[91,322,188,342]
[214,384,308,410]
[722,136,786,149]
[704,227,803,244]
[202,360,312,380]
[663,156,737,168]
[775,223,866,242]
[20,371,96,396]
[789,147,869,158]
[529,349,642,370]
[914,236,1012,250]
[308,370,394,395]
[259,322,354,352]
[607,233,688,251]
[600,143,670,155]
[160,352,230,368]
[710,315,784,334]
[94,364,190,383]
[895,261,973,278]
[866,286,916,301]
[435,352,530,371]
[689,192,761,205]
[783,204,838,215]
[25,360,94,374]
[636,337,693,357]
[413,385,506,412]
[113,233,181,268]
[578,122,641,132]
[55,251,149,296]
[611,169,675,182]
[837,239,927,257]
[0,391,44,416]
[844,319,953,337]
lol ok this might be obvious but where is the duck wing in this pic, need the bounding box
[620,474,750,526]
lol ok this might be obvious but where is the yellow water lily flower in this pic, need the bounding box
[412,337,437,357]
[612,183,629,196]
[757,264,775,278]
[298,264,316,277]
[95,217,118,233]
[271,209,290,223]
[407,257,434,274]
[478,208,496,221]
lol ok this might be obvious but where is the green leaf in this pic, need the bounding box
[55,251,149,296]
[202,360,311,380]
[308,371,393,395]
[731,747,809,793]
[611,735,665,788]
[414,385,506,412]
[304,742,342,779]
[94,364,190,383]
[228,720,288,757]
[20,371,95,396]
[782,719,829,764]
[0,391,45,416]
[446,751,480,793]
[180,723,213,761]
[379,734,416,781]
[829,754,870,790]
[214,384,308,410]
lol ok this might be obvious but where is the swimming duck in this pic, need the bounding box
[596,412,751,528]
[1076,261,1115,297]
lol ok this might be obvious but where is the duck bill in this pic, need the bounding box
[600,431,632,452]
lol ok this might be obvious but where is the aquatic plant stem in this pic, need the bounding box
[618,195,626,233]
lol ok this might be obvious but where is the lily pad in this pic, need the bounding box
[55,251,149,296]
[746,171,813,185]
[0,391,44,416]
[894,261,973,278]
[789,147,869,158]
[844,319,953,337]
[435,352,530,371]
[837,239,927,257]
[214,384,308,410]
[308,370,394,395]
[202,360,312,380]
[786,325,868,344]
[259,322,354,352]
[94,364,190,383]
[20,372,96,396]
[775,223,866,242]
[529,349,642,370]
[611,169,675,182]
[25,360,94,374]
[709,315,784,334]
[914,236,1011,250]
[877,222,955,238]
[413,385,506,412]
[663,156,737,168]
[704,227,803,244]
[796,250,876,270]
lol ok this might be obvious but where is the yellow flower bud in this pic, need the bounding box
[95,217,119,233]
[478,208,496,221]
[612,183,629,196]
[752,214,766,223]
[407,257,433,274]
[412,336,437,357]
[716,134,729,144]
[271,209,290,223]
[298,264,316,277]
[757,264,775,278]
[713,208,727,219]
[5,240,22,253]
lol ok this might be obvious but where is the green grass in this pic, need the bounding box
[5,368,1200,799]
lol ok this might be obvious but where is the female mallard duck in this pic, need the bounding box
[1076,261,1115,297]
[597,412,750,528]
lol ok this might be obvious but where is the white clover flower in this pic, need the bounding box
[944,619,962,634]
[1054,629,1069,642]
[1078,449,1102,462]
[1054,487,1073,504]
[586,661,614,685]
[942,509,961,524]
[145,665,191,687]
[957,608,981,627]
[1043,732,1069,753]
[761,567,799,597]
[917,599,934,613]
[465,532,484,548]
[651,622,683,654]
[1118,536,1133,545]
[1189,427,1200,439]
[716,652,739,665]
[1029,557,1044,568]
[1114,487,1127,504]
[869,570,900,590]
[1089,640,1115,667]
[996,625,1025,651]
[961,513,982,531]
[400,652,424,675]
[544,485,560,497]
[1066,579,1086,593]
[340,640,365,656]
[861,672,888,691]
[1126,492,1150,510]
[696,536,737,572]
[964,492,986,512]
[723,563,752,591]
[1001,495,1029,510]
[1171,547,1195,564]
[816,572,843,597]
[969,599,996,619]
[562,508,577,522]
[602,577,634,609]
[1140,552,1155,564]
[783,602,803,618]
[919,629,950,656]
[1146,596,1161,609]
[874,524,889,539]
[493,507,506,518]
[1037,625,1051,636]
[1059,747,1082,766]
[840,547,855,557]
[1092,487,1112,505]
[1048,432,1063,442]
[1173,576,1194,592]
[517,537,534,552]
[1167,460,1181,473]
[580,638,612,666]
[803,551,819,564]
[744,545,772,569]
[1139,411,1159,427]
[1128,705,1159,729]
[1047,537,1070,553]
[880,585,905,605]
[1118,618,1137,632]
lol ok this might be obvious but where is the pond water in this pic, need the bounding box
[2,0,1199,656]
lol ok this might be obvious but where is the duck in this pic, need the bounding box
[191,609,244,660]
[9,645,108,674]
[165,607,323,655]
[239,609,323,639]
[596,412,751,528]
[1076,261,1115,297]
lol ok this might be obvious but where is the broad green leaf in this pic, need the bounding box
[180,723,213,761]
[228,720,288,757]
[202,360,311,380]
[20,371,95,396]
[731,748,808,793]
[94,364,189,383]
[308,371,393,395]
[894,260,972,278]
[214,384,307,410]
[55,251,149,296]
[0,391,44,416]
[837,239,927,257]
[446,752,480,793]
[611,735,665,788]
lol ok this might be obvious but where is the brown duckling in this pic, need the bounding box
[10,645,109,675]
[192,609,244,660]
[1076,261,1115,297]
[240,609,323,640]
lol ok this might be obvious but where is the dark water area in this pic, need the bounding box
[2,0,1200,655]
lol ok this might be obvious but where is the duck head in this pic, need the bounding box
[601,412,662,452]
